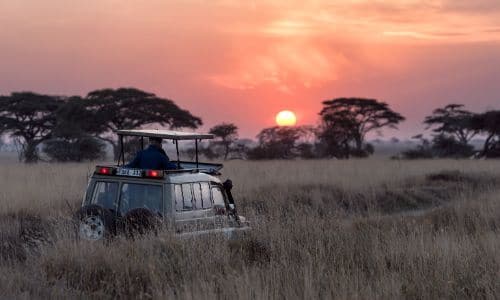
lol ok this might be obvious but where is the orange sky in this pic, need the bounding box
[1,0,500,138]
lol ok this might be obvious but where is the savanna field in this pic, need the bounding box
[1,159,500,299]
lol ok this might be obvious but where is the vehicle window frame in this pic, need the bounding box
[117,181,164,216]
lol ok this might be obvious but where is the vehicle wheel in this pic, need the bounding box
[75,205,116,241]
[124,208,161,238]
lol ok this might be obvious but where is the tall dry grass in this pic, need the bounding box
[0,159,500,298]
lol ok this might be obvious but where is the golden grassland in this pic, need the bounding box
[0,159,500,298]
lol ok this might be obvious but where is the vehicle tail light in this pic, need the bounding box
[145,169,164,178]
[96,166,114,175]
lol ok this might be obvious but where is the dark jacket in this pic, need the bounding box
[126,145,175,170]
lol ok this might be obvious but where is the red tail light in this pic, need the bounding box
[96,166,114,175]
[145,169,164,178]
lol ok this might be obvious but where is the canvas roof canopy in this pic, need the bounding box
[116,129,213,140]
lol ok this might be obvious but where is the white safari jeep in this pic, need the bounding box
[76,129,249,241]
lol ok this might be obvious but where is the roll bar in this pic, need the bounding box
[116,129,215,169]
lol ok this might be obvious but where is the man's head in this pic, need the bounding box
[149,137,163,147]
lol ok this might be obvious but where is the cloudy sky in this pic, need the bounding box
[1,0,500,138]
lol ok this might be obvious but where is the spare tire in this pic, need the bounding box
[75,205,116,241]
[124,208,161,238]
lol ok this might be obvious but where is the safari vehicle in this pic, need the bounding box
[77,129,249,241]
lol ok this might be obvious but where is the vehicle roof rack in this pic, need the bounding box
[116,129,213,140]
[115,129,216,170]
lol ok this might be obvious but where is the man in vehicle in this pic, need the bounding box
[126,137,176,170]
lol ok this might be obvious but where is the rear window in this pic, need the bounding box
[91,181,118,210]
[119,183,162,215]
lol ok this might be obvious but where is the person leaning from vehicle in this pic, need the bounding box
[126,137,177,170]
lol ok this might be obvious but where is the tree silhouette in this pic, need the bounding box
[0,92,60,162]
[43,97,106,162]
[318,98,405,158]
[248,126,307,159]
[472,110,500,157]
[209,123,238,160]
[316,113,356,158]
[84,88,203,159]
[431,134,474,158]
[424,104,478,145]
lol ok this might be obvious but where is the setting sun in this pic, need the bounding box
[276,110,297,127]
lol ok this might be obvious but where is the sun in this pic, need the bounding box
[276,110,297,127]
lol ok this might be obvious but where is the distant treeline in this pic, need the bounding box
[237,102,500,160]
[0,88,201,162]
[400,104,500,159]
[1,88,499,162]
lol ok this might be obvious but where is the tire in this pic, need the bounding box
[75,205,116,241]
[124,208,161,238]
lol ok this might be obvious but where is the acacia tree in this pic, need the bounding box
[318,98,405,158]
[472,110,500,157]
[84,88,203,159]
[424,104,478,145]
[317,112,357,158]
[0,92,60,162]
[43,97,106,162]
[248,126,308,159]
[209,123,238,160]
